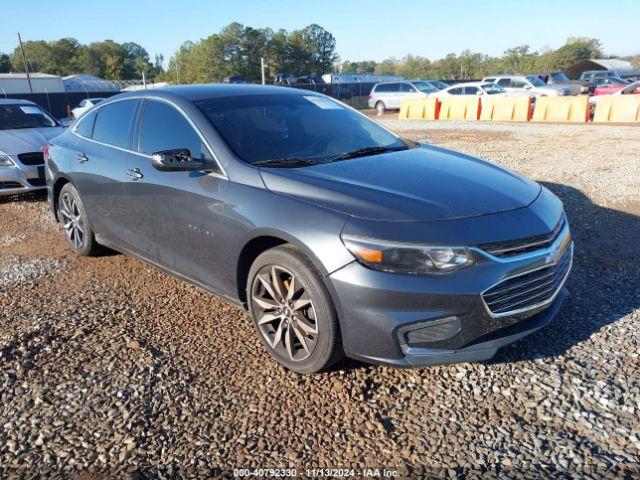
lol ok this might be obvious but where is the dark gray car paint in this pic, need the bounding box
[261,144,540,222]
[46,84,569,367]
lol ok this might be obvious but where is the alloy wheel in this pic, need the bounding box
[59,192,85,250]
[251,265,318,362]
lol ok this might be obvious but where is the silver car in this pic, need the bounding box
[368,81,439,115]
[0,99,64,196]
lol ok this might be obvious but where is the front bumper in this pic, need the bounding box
[327,221,573,368]
[0,157,46,196]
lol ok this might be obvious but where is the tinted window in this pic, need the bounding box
[400,83,415,92]
[448,87,464,95]
[386,83,400,92]
[374,84,389,93]
[75,109,96,138]
[139,100,207,160]
[482,83,505,95]
[484,78,496,83]
[464,86,479,95]
[0,104,58,130]
[197,94,405,165]
[497,78,511,87]
[511,78,527,88]
[92,100,138,149]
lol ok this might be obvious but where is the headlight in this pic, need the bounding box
[341,235,475,274]
[0,155,14,166]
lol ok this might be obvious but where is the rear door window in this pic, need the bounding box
[497,78,511,87]
[464,86,479,95]
[92,99,139,149]
[448,87,464,95]
[400,83,415,92]
[511,78,527,88]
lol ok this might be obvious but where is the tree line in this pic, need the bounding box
[165,22,337,84]
[342,38,606,80]
[0,28,635,84]
[0,38,163,80]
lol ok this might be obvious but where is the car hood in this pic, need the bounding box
[0,127,65,154]
[260,145,541,222]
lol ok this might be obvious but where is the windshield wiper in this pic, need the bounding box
[326,145,408,163]
[252,157,317,168]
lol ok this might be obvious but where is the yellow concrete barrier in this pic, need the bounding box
[532,96,589,123]
[438,96,481,121]
[398,98,440,120]
[480,96,532,122]
[593,94,640,123]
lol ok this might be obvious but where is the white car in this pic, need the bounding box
[368,81,439,115]
[0,99,64,196]
[429,82,532,102]
[71,98,105,119]
[482,75,571,97]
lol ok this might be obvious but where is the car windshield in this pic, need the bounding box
[197,93,407,165]
[550,72,570,82]
[412,81,438,93]
[0,104,58,130]
[482,83,505,94]
[526,76,547,87]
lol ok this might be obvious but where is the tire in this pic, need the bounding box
[247,244,344,374]
[375,101,386,116]
[57,183,101,256]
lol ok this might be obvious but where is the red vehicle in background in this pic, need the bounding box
[593,77,632,96]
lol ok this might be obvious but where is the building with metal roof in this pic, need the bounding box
[63,74,121,92]
[566,59,640,80]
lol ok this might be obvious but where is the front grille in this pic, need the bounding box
[482,245,572,316]
[17,152,44,166]
[479,216,566,258]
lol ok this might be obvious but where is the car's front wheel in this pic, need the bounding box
[57,183,101,256]
[247,245,343,374]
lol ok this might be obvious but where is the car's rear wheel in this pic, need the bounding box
[375,101,386,116]
[58,183,101,256]
[247,245,343,374]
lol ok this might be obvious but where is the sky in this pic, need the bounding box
[2,0,638,66]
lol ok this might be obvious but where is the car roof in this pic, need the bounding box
[112,83,317,102]
[446,82,487,88]
[0,98,36,106]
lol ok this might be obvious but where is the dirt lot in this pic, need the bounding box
[1,121,639,478]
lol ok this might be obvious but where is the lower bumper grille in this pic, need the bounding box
[0,181,23,189]
[26,178,46,187]
[482,245,572,317]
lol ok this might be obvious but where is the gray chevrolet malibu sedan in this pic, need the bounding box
[46,84,572,373]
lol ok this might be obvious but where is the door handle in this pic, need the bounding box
[76,153,89,163]
[126,168,143,180]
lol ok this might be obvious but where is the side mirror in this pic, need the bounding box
[151,148,205,172]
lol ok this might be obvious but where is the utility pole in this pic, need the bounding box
[17,33,33,94]
[260,57,266,85]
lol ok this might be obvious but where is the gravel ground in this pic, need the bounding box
[1,121,639,479]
